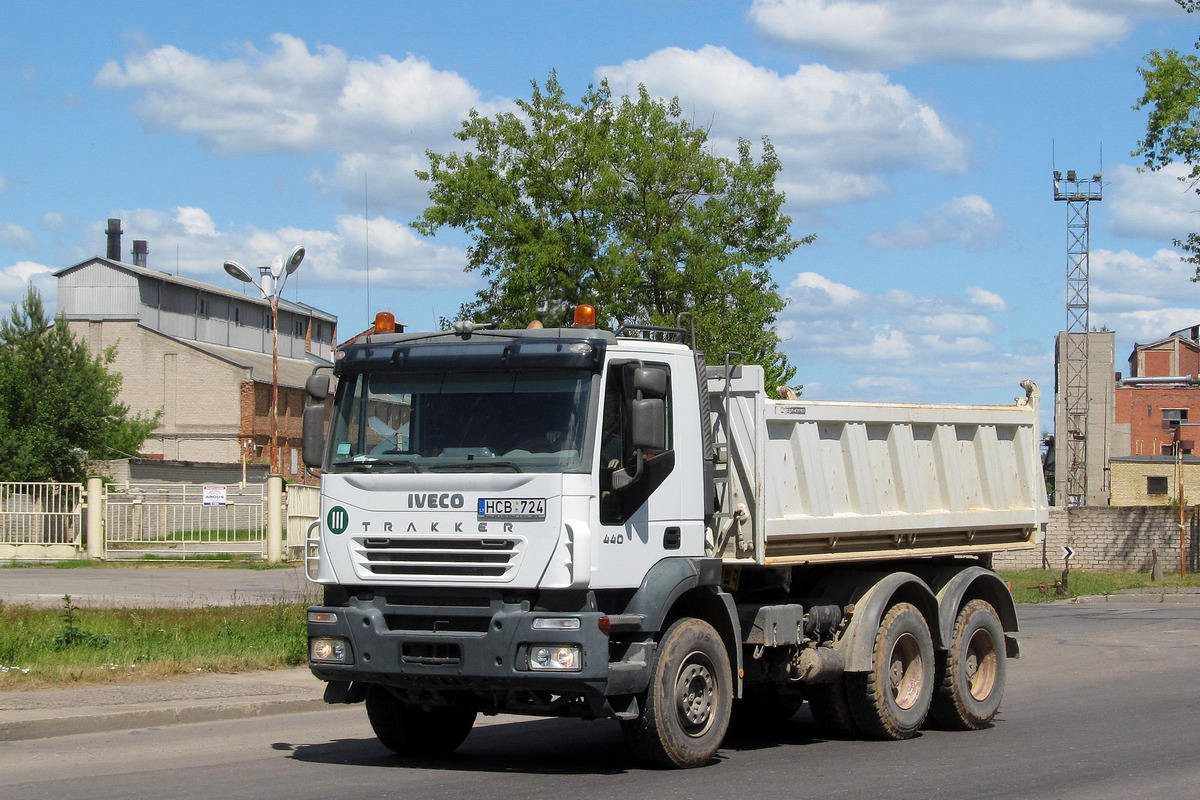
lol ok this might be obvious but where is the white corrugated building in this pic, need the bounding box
[54,226,336,480]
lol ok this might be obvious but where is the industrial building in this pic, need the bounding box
[53,220,337,481]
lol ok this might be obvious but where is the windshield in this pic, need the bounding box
[326,369,594,474]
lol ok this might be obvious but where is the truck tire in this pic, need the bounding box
[622,617,733,768]
[847,602,934,740]
[930,599,1006,730]
[365,686,477,756]
[807,677,859,738]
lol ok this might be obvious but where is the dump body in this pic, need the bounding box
[711,365,1047,565]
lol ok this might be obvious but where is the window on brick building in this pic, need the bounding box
[1163,408,1188,428]
[1147,476,1169,496]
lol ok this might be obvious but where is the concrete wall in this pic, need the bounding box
[993,506,1200,573]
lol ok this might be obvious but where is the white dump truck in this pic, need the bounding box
[302,307,1047,768]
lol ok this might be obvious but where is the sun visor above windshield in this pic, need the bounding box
[336,337,608,375]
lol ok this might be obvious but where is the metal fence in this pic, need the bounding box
[286,484,320,562]
[103,482,269,560]
[0,482,84,558]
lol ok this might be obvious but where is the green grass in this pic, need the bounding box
[0,595,308,689]
[998,568,1200,604]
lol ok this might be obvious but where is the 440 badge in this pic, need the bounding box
[327,506,349,534]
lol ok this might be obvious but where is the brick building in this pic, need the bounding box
[54,224,336,481]
[1111,328,1200,505]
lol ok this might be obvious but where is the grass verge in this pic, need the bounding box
[998,568,1200,604]
[0,595,307,689]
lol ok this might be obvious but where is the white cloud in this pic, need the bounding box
[968,286,1008,311]
[41,212,64,232]
[1107,162,1199,243]
[748,0,1181,69]
[865,195,1004,249]
[601,46,969,209]
[0,261,55,310]
[100,207,473,295]
[777,269,1038,402]
[1086,247,1200,357]
[96,34,512,214]
[0,223,37,253]
[0,175,8,194]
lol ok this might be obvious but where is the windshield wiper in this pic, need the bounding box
[430,460,523,473]
[340,456,422,473]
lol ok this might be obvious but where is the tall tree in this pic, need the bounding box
[0,287,159,482]
[413,75,812,387]
[1133,0,1200,271]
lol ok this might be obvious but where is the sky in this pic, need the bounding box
[2,0,1198,428]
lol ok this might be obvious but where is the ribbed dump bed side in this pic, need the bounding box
[710,366,1048,566]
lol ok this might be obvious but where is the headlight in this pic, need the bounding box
[528,645,581,671]
[310,637,349,663]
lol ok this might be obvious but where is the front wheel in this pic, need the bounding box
[365,685,477,756]
[622,617,733,768]
[930,599,1006,730]
[847,602,934,740]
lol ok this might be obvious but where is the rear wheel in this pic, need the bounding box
[365,685,477,756]
[622,617,733,768]
[931,599,1006,730]
[847,602,934,739]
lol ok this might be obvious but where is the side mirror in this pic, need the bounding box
[306,374,329,401]
[630,398,666,452]
[302,405,326,468]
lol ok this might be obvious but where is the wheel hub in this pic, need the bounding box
[675,655,716,736]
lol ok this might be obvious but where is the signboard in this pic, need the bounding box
[1062,545,1076,560]
[202,485,228,507]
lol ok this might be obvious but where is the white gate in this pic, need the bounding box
[286,484,320,562]
[103,482,268,560]
[0,482,84,560]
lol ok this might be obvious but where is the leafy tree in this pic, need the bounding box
[413,74,812,387]
[1133,0,1200,272]
[0,287,160,482]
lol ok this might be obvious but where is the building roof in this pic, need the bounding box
[54,257,337,323]
[172,337,329,389]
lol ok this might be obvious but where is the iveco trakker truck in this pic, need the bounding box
[301,306,1047,768]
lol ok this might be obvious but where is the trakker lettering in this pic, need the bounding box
[355,520,514,533]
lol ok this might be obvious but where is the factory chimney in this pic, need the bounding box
[132,239,149,267]
[105,218,123,261]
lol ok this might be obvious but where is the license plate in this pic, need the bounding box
[477,498,547,520]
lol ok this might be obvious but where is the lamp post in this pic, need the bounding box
[224,246,305,475]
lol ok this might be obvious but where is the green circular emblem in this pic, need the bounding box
[327,506,349,535]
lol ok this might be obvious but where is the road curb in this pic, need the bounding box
[0,695,330,742]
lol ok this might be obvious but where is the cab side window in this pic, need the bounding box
[599,362,672,525]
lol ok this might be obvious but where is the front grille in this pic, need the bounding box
[354,535,521,580]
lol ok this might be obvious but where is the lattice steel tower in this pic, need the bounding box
[1053,169,1102,506]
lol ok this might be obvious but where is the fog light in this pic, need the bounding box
[528,645,581,671]
[310,637,348,663]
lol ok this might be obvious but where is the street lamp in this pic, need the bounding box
[224,245,306,475]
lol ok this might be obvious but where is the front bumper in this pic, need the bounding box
[307,591,650,717]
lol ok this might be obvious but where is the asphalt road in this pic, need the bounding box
[2,603,1199,800]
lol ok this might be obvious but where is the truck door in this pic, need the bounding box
[593,360,686,588]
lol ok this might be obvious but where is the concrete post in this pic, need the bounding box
[85,477,104,561]
[267,475,283,564]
